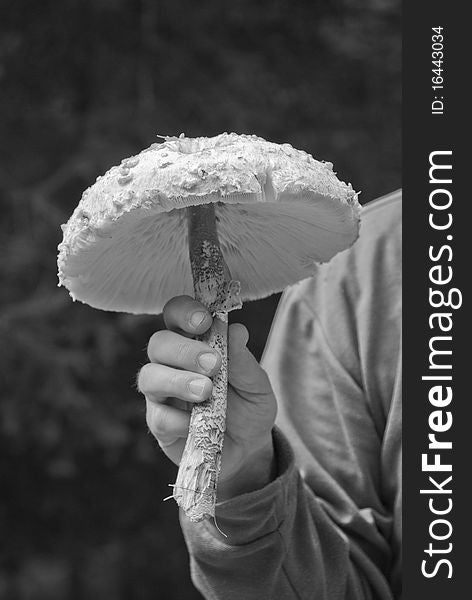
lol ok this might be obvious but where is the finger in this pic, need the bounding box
[147,330,221,376]
[137,362,212,403]
[146,399,190,447]
[163,295,212,336]
[227,323,272,396]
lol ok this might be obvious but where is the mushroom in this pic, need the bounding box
[57,132,361,522]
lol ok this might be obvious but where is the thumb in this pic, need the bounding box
[227,323,272,397]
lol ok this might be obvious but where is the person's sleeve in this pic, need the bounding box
[180,423,392,600]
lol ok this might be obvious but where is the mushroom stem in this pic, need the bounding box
[173,202,241,521]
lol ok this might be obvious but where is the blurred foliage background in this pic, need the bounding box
[0,0,400,598]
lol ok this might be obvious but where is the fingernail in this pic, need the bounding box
[190,311,207,328]
[198,352,217,372]
[188,379,207,398]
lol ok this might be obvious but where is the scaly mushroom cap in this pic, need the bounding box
[58,133,361,314]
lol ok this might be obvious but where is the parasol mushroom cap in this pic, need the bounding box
[57,133,361,314]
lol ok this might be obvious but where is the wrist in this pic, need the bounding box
[216,437,276,503]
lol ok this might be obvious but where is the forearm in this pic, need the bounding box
[179,428,393,600]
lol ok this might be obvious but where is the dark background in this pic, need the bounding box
[0,1,400,598]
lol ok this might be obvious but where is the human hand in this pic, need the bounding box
[137,295,277,500]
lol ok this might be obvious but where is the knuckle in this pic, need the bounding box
[147,330,169,361]
[146,405,167,438]
[175,341,194,365]
[154,416,168,439]
[137,363,154,394]
[145,405,154,432]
